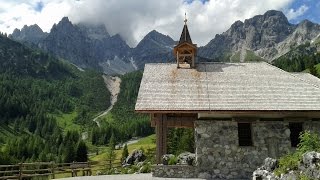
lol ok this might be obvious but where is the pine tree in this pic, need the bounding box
[64,144,75,163]
[75,140,88,162]
[106,133,116,168]
[109,133,116,150]
[121,144,129,162]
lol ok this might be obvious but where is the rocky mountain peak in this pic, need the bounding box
[22,24,43,34]
[297,19,318,29]
[51,17,74,33]
[135,30,175,50]
[10,24,47,44]
[200,10,303,61]
[263,10,288,20]
[60,17,71,25]
[77,23,110,40]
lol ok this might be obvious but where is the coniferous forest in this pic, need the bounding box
[272,42,320,77]
[0,33,154,164]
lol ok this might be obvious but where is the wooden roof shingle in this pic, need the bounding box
[135,62,320,112]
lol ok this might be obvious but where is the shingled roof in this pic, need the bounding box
[179,24,193,44]
[135,62,320,112]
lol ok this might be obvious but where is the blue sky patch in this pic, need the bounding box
[287,0,320,24]
[34,1,44,12]
[185,0,209,4]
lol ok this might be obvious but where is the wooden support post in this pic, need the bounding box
[177,51,179,68]
[156,114,167,164]
[192,54,195,68]
[51,162,55,179]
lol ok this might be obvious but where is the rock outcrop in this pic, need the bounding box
[177,152,195,165]
[122,149,146,166]
[10,24,48,45]
[198,10,320,62]
[253,152,320,180]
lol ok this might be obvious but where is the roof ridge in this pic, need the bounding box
[263,62,320,90]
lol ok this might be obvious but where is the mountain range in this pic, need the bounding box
[10,10,320,75]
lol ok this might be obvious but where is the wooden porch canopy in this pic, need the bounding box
[150,113,196,164]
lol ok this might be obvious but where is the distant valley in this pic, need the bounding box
[1,9,320,166]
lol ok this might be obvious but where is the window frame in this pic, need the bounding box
[289,122,303,148]
[237,122,253,147]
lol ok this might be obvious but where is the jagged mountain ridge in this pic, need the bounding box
[10,10,320,74]
[132,30,175,68]
[10,18,175,75]
[10,24,48,46]
[198,10,320,62]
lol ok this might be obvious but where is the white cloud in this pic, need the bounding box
[285,4,309,20]
[0,0,75,33]
[68,0,295,46]
[0,0,295,46]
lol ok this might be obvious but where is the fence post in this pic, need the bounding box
[18,163,22,180]
[88,161,92,176]
[51,161,55,179]
[71,161,74,177]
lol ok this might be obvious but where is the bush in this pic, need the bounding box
[297,131,320,153]
[139,163,151,173]
[274,131,320,176]
[274,153,300,175]
[168,156,178,165]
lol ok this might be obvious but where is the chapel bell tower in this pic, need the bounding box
[173,13,197,68]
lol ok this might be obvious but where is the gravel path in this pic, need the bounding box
[93,75,121,127]
[56,173,205,180]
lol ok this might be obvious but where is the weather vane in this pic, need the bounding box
[184,12,187,24]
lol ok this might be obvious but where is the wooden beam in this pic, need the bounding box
[151,118,194,128]
[151,114,195,128]
[179,54,193,57]
[155,114,167,164]
[176,51,179,68]
[136,110,320,118]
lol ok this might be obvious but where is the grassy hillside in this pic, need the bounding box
[91,71,154,145]
[0,33,111,164]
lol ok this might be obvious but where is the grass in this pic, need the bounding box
[230,51,241,62]
[54,111,81,133]
[78,134,156,177]
[90,134,156,162]
[245,50,264,62]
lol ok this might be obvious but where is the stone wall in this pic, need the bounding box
[304,121,320,136]
[151,120,320,179]
[152,165,197,178]
[195,120,292,179]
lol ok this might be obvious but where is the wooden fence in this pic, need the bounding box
[0,160,121,180]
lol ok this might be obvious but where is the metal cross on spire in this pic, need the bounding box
[184,12,187,24]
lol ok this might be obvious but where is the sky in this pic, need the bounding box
[0,0,319,47]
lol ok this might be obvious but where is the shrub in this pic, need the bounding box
[139,163,151,173]
[274,153,300,175]
[297,131,320,153]
[274,131,320,176]
[168,156,178,165]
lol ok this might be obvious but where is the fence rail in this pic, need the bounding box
[0,160,121,179]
